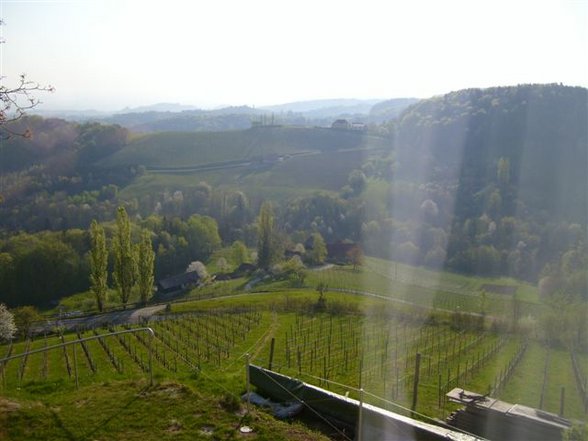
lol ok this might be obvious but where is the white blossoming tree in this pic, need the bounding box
[0,303,16,342]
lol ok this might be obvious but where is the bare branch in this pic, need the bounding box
[0,20,54,138]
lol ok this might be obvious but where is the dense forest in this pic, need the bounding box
[0,84,585,308]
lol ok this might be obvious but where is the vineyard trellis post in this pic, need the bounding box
[411,352,421,415]
[148,330,154,386]
[268,337,275,371]
[358,387,364,441]
[73,343,79,389]
[0,327,156,389]
[246,353,251,415]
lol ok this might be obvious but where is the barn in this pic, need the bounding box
[156,271,200,295]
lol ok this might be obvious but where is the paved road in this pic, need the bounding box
[33,304,167,335]
[310,264,334,271]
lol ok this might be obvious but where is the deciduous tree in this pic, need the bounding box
[12,305,40,339]
[185,214,221,261]
[186,260,209,281]
[113,207,136,308]
[136,229,155,304]
[89,220,108,311]
[347,246,364,271]
[309,232,327,265]
[257,202,279,270]
[0,303,16,342]
[231,240,249,266]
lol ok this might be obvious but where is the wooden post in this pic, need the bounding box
[268,337,275,371]
[411,353,421,414]
[149,331,154,386]
[357,388,364,441]
[73,343,79,389]
[246,354,251,415]
[438,372,442,409]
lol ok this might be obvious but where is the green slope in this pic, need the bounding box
[101,126,389,168]
[118,148,382,203]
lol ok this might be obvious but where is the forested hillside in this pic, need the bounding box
[395,84,587,222]
[363,84,587,284]
[0,84,585,308]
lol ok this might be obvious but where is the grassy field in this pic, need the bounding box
[102,127,389,169]
[3,289,585,440]
[1,379,331,441]
[1,304,331,441]
[108,126,390,204]
[118,147,384,205]
[305,256,541,318]
[4,259,584,440]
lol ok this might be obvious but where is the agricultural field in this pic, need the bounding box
[118,146,387,204]
[102,126,389,169]
[305,257,542,318]
[2,287,585,440]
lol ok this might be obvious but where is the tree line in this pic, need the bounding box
[0,208,220,308]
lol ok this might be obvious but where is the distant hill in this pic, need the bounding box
[33,99,418,133]
[31,108,111,121]
[262,98,418,122]
[117,103,201,113]
[102,98,418,133]
[1,84,586,285]
[262,98,382,115]
[3,84,585,231]
[0,116,131,178]
[101,102,375,133]
[99,106,261,133]
[369,98,420,123]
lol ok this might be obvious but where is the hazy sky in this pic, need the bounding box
[1,0,586,110]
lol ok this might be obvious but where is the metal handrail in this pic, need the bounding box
[0,327,155,387]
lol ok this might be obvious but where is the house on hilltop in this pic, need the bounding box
[331,119,351,129]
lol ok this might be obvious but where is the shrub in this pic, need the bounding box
[219,393,241,413]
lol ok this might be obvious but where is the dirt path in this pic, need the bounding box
[251,311,279,361]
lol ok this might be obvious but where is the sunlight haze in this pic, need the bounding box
[1,0,586,110]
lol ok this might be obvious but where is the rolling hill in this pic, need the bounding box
[394,84,587,222]
[100,126,389,169]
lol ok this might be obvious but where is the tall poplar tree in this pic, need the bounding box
[113,207,136,308]
[89,220,108,312]
[257,201,278,270]
[136,229,155,305]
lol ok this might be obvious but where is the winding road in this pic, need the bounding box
[33,304,167,335]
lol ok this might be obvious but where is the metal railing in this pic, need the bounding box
[0,327,155,388]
